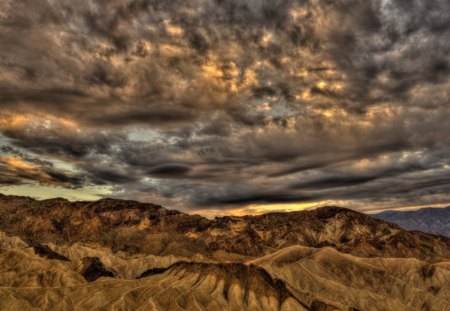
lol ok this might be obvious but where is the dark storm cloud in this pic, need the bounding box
[325,0,450,105]
[289,152,441,192]
[1,0,450,212]
[1,122,126,159]
[210,192,315,206]
[291,176,378,190]
[268,138,411,178]
[148,163,191,177]
[87,167,140,185]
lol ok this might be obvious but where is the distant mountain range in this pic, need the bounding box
[375,206,450,237]
[1,194,450,310]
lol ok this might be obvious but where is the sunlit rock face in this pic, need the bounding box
[1,195,450,310]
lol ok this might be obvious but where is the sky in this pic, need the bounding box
[0,0,450,216]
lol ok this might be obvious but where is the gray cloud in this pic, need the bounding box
[1,0,449,213]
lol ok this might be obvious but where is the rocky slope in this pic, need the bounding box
[1,194,450,310]
[0,233,449,311]
[252,245,450,311]
[375,207,450,237]
[1,194,450,262]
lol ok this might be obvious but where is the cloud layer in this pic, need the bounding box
[1,0,450,214]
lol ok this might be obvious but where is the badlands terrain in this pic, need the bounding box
[0,193,449,310]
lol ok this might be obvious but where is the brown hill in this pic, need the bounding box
[0,233,449,311]
[0,194,449,262]
[1,194,450,310]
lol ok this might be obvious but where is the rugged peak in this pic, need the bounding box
[311,205,354,218]
[1,194,450,263]
[141,261,306,308]
[41,197,70,203]
[92,197,166,213]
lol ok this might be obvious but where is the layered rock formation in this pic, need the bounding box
[0,194,449,310]
[1,194,449,262]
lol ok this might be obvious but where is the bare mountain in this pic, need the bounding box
[1,194,450,310]
[1,194,450,262]
[374,207,450,238]
[1,232,449,311]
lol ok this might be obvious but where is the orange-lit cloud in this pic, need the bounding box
[0,156,62,187]
[1,156,39,171]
